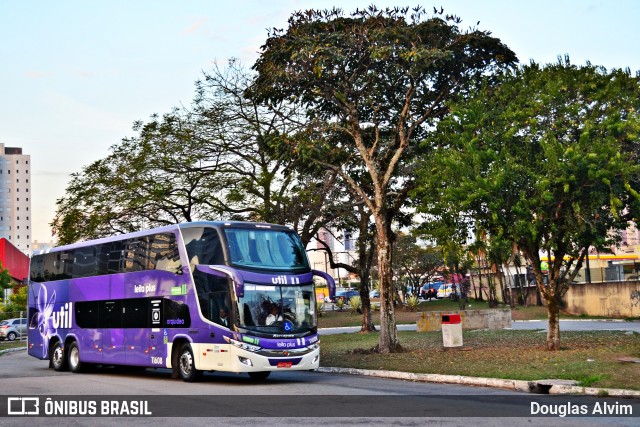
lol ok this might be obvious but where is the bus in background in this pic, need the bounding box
[27,221,335,381]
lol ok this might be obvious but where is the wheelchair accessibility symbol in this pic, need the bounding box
[284,321,293,332]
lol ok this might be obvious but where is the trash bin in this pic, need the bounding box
[441,313,463,348]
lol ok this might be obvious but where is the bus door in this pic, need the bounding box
[122,298,151,366]
[100,300,125,365]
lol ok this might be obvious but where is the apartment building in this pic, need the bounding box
[0,143,31,253]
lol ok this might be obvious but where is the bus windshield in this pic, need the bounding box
[224,228,309,271]
[237,283,316,334]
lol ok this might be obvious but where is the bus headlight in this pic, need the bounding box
[238,356,253,366]
[224,336,262,353]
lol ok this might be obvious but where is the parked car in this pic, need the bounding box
[436,283,461,299]
[333,290,360,304]
[369,290,380,298]
[420,281,443,300]
[0,318,27,341]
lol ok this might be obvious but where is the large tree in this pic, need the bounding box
[52,61,347,247]
[414,59,640,350]
[250,6,516,352]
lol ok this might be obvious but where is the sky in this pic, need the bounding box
[1,0,639,244]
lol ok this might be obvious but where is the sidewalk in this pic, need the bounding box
[318,366,640,398]
[318,319,640,397]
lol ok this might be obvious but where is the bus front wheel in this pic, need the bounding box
[50,341,68,372]
[68,342,84,373]
[178,344,202,382]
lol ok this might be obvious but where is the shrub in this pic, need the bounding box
[335,298,345,310]
[406,295,420,311]
[349,296,362,314]
[316,301,325,317]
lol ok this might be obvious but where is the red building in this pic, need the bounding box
[0,238,29,283]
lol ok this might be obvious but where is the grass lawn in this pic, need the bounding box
[317,298,619,329]
[318,299,640,390]
[0,339,27,351]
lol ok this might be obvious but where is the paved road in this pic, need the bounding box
[320,319,640,335]
[0,351,637,426]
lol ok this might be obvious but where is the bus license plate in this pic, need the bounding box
[277,362,292,368]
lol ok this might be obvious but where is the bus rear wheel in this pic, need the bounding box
[68,342,84,373]
[248,371,271,381]
[50,341,68,372]
[178,343,202,382]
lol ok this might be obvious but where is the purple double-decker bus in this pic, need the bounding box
[27,221,335,381]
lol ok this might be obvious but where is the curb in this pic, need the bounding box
[317,367,640,398]
[0,346,27,355]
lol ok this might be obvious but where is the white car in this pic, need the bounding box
[436,284,461,299]
[0,318,27,341]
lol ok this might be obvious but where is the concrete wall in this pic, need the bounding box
[416,309,512,332]
[506,280,640,318]
[563,280,640,318]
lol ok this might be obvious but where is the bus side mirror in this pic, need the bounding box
[312,270,335,300]
[195,265,245,298]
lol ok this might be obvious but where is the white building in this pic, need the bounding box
[0,144,32,253]
[307,228,359,285]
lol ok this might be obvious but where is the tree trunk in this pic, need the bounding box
[545,294,561,351]
[358,270,376,332]
[357,207,376,332]
[375,221,400,353]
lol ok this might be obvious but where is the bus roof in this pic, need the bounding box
[32,221,294,256]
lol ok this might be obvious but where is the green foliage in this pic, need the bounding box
[316,301,325,317]
[393,233,444,296]
[2,286,27,315]
[413,58,640,348]
[348,296,362,314]
[335,298,345,310]
[51,61,349,246]
[0,262,13,291]
[405,295,420,311]
[252,5,516,352]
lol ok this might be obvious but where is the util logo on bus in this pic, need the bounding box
[271,275,300,285]
[52,302,73,329]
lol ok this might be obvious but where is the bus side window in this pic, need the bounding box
[153,232,181,273]
[100,301,122,328]
[72,247,96,278]
[164,300,190,328]
[76,301,100,328]
[107,241,125,274]
[122,298,149,328]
